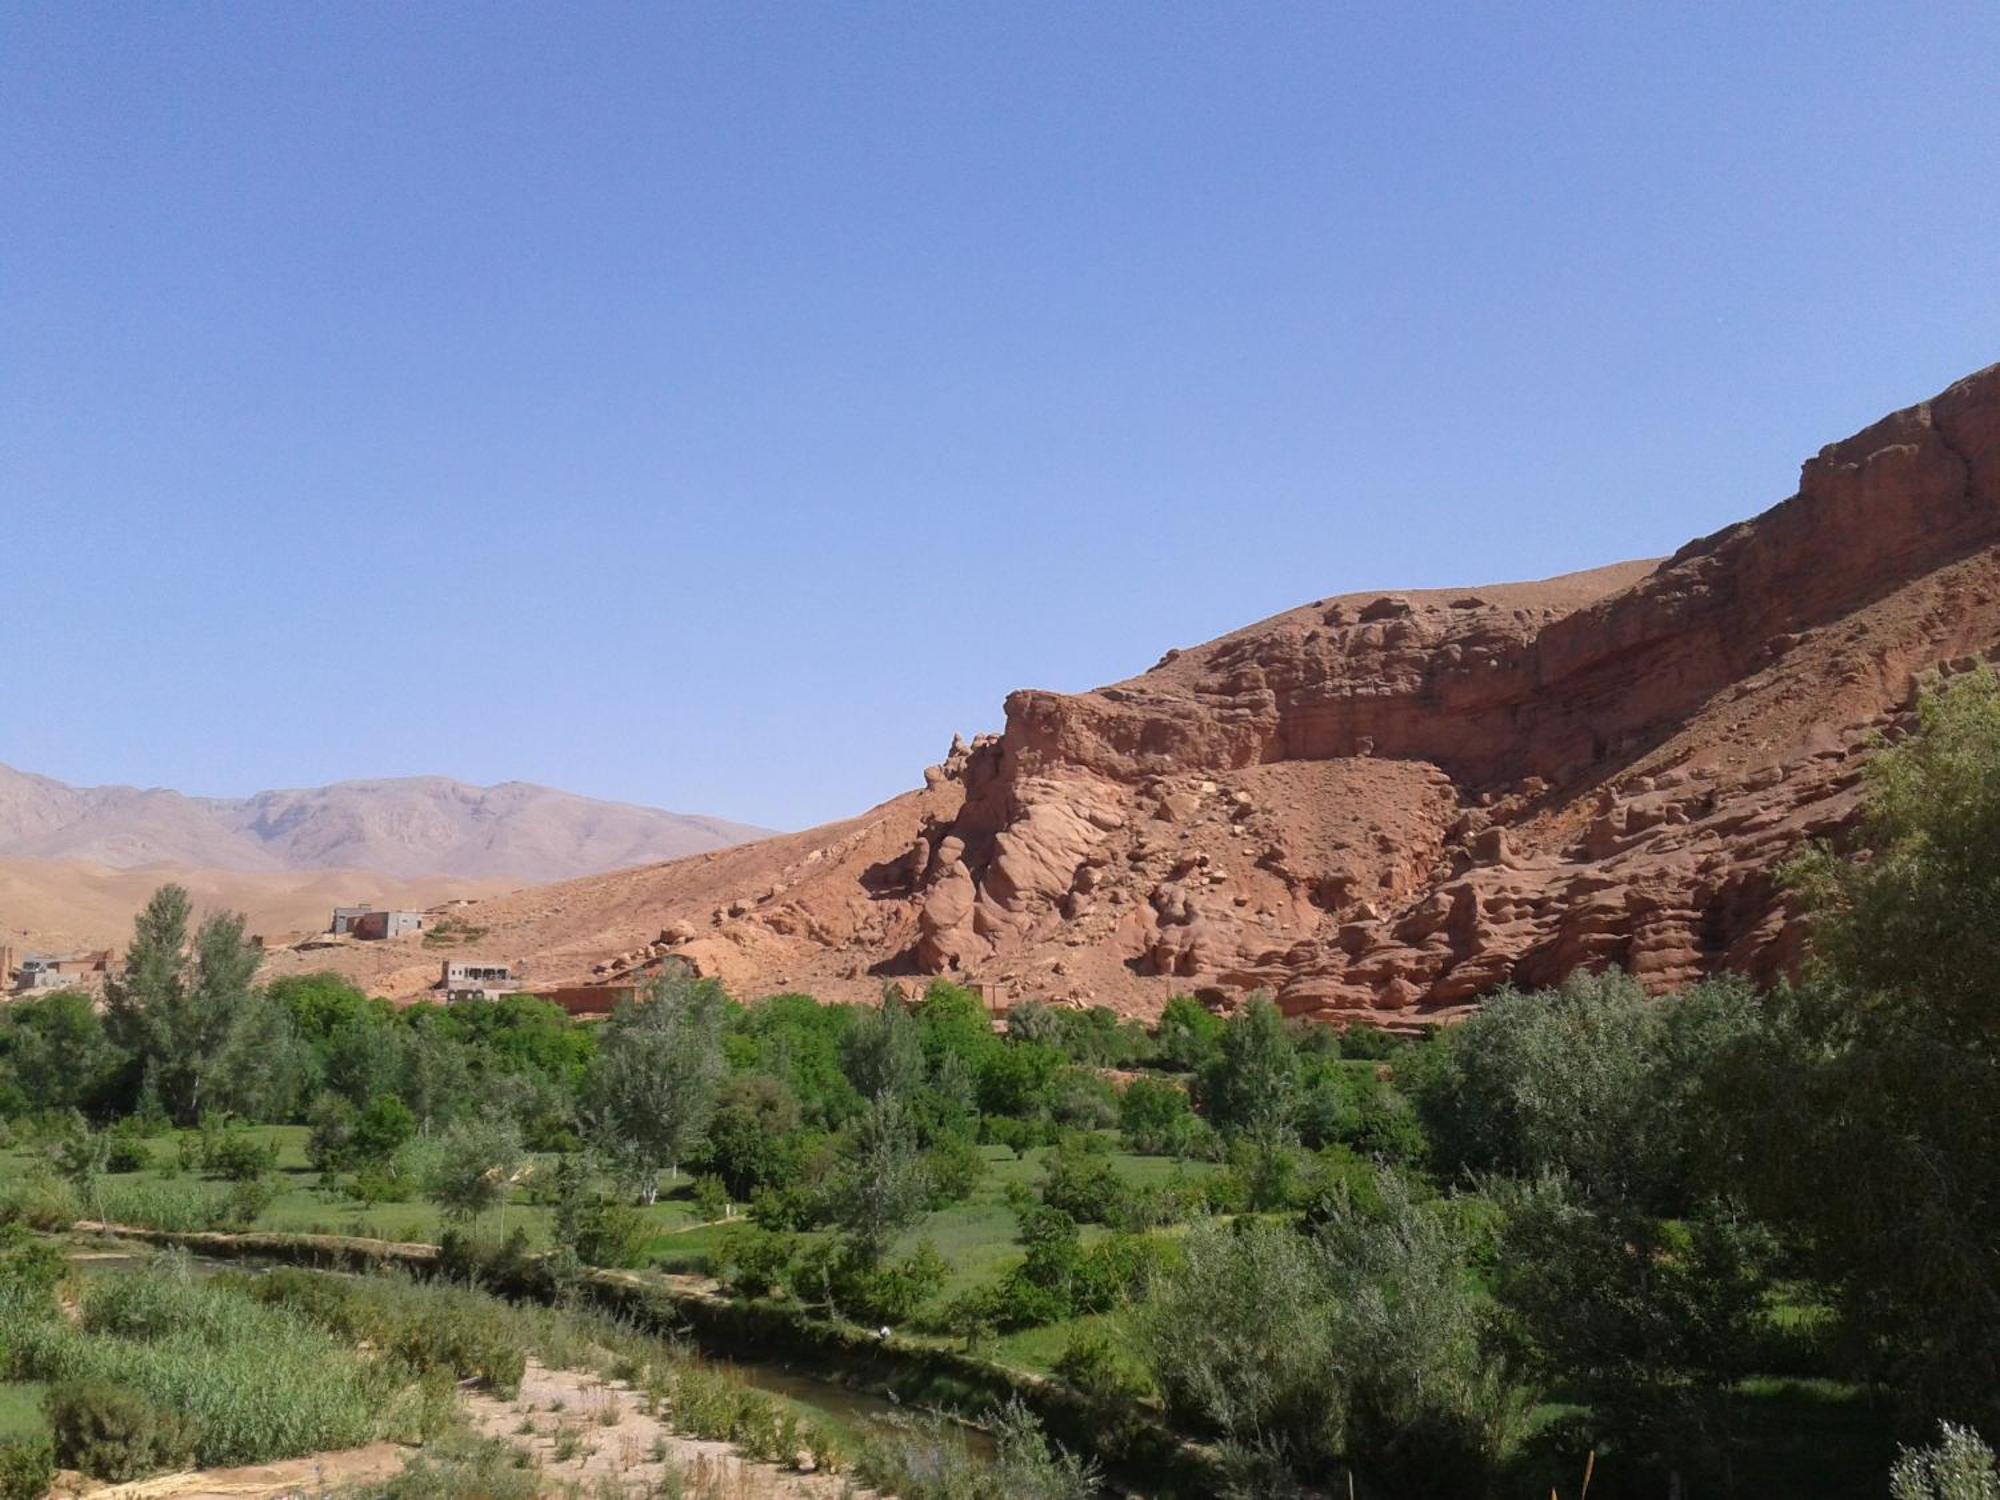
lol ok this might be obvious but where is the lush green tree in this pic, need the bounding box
[101,886,259,1126]
[398,1016,478,1128]
[425,1112,524,1227]
[351,1094,416,1164]
[0,991,122,1116]
[828,1093,930,1261]
[1135,1217,1342,1474]
[1727,666,2000,1431]
[266,973,382,1042]
[1155,994,1224,1072]
[912,981,998,1075]
[1117,1076,1199,1155]
[1790,664,2000,1033]
[703,1073,808,1199]
[1318,1175,1526,1496]
[841,992,924,1103]
[319,1015,408,1110]
[582,970,727,1202]
[1004,1000,1065,1050]
[1494,1179,1776,1487]
[211,995,317,1121]
[727,993,862,1128]
[975,1039,1062,1117]
[1200,994,1299,1142]
[1410,970,1761,1214]
[305,1093,356,1174]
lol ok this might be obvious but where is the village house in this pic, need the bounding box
[350,909,423,941]
[6,948,114,995]
[328,906,423,940]
[439,959,516,1001]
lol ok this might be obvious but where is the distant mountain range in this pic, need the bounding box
[0,766,772,883]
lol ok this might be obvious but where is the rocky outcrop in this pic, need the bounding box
[270,362,2000,1026]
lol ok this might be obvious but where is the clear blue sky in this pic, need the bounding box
[5,3,1997,831]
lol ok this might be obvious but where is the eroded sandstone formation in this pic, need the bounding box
[267,361,2000,1025]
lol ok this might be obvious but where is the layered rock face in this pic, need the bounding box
[274,362,2000,1024]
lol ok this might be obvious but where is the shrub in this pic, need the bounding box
[0,1172,81,1232]
[383,1297,528,1398]
[690,1174,731,1222]
[346,1165,415,1204]
[102,1136,151,1174]
[571,1195,649,1269]
[1039,1144,1128,1225]
[1892,1421,2000,1500]
[1047,1070,1119,1130]
[748,1183,820,1232]
[0,1437,52,1500]
[858,1400,1098,1500]
[922,1133,987,1207]
[0,1229,67,1305]
[717,1226,796,1298]
[46,1380,196,1481]
[200,1127,280,1182]
[357,1429,538,1500]
[1052,1328,1150,1403]
[1119,1076,1198,1155]
[981,1114,1052,1157]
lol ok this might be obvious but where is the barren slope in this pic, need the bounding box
[269,361,2000,1022]
[0,860,513,953]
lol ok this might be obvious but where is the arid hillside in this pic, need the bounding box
[0,769,770,882]
[267,362,2000,1023]
[0,859,514,954]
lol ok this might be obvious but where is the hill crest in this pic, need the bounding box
[264,359,2000,1019]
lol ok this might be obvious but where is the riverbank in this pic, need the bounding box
[57,1222,1228,1497]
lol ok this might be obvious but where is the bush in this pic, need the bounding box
[1048,1070,1119,1130]
[200,1127,280,1182]
[789,1238,946,1325]
[47,1380,196,1481]
[0,1229,67,1305]
[857,1399,1098,1500]
[346,1165,415,1204]
[981,1114,1052,1157]
[748,1183,820,1232]
[923,1133,987,1207]
[718,1226,796,1298]
[1039,1143,1129,1225]
[570,1195,650,1270]
[0,1172,80,1233]
[218,1176,276,1229]
[357,1429,538,1500]
[383,1297,528,1398]
[1892,1421,2000,1500]
[1052,1328,1150,1403]
[690,1174,731,1223]
[0,1437,52,1500]
[102,1136,151,1174]
[1119,1076,1199,1155]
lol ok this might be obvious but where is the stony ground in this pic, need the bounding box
[461,1359,877,1499]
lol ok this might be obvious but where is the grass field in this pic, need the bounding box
[0,1123,1215,1369]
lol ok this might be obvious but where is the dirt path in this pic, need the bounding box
[52,1443,410,1498]
[461,1359,881,1499]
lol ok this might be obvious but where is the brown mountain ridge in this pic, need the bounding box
[0,769,771,884]
[266,360,2000,1022]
